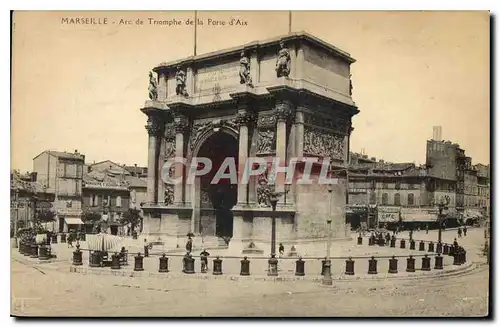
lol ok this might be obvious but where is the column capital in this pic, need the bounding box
[145,115,164,137]
[173,113,189,134]
[235,111,255,127]
[275,99,294,122]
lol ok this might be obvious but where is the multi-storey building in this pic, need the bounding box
[347,135,490,229]
[82,169,130,235]
[10,171,55,233]
[32,150,85,232]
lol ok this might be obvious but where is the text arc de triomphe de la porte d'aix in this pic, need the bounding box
[140,31,359,253]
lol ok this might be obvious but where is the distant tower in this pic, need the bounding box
[432,126,442,141]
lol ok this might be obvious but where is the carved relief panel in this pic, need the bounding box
[303,126,345,161]
[256,114,277,155]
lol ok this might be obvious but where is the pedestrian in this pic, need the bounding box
[463,225,468,236]
[67,233,73,248]
[200,249,210,272]
[425,224,429,234]
[186,236,193,253]
[279,243,285,258]
[458,227,462,238]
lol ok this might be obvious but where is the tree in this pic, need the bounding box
[120,208,141,231]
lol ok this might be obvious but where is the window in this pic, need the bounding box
[116,196,122,208]
[92,195,99,207]
[382,183,388,189]
[394,193,401,206]
[382,193,388,205]
[407,193,414,206]
[89,195,94,207]
[395,181,401,190]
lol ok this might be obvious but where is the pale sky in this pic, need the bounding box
[11,11,490,172]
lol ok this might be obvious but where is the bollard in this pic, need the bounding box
[345,257,355,275]
[111,253,121,270]
[436,242,442,254]
[419,241,425,251]
[453,252,461,266]
[443,244,449,255]
[400,239,406,249]
[51,235,58,244]
[368,235,375,246]
[295,257,305,276]
[409,240,416,250]
[428,241,435,253]
[134,253,144,271]
[449,245,455,257]
[368,256,378,274]
[388,256,398,274]
[89,251,101,267]
[60,233,66,243]
[268,254,278,276]
[406,255,415,272]
[183,255,195,274]
[390,237,396,248]
[158,254,169,273]
[144,245,149,258]
[421,254,431,271]
[434,253,444,269]
[240,256,250,276]
[321,258,327,276]
[38,245,50,260]
[378,236,385,247]
[30,244,38,258]
[23,243,31,256]
[212,256,222,275]
[357,235,363,245]
[72,245,83,266]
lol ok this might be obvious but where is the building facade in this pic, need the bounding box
[10,171,55,233]
[32,150,85,232]
[82,170,130,235]
[141,32,359,252]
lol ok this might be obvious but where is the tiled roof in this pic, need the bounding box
[10,171,53,194]
[83,171,128,189]
[124,175,147,188]
[47,150,85,160]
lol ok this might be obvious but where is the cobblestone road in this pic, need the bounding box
[11,228,489,317]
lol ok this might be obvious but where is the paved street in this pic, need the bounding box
[11,227,489,317]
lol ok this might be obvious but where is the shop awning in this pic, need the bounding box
[64,217,84,225]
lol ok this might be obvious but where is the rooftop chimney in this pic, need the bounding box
[432,126,442,141]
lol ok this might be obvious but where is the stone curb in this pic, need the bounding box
[67,261,475,283]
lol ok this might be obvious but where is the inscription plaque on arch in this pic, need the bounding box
[196,63,240,92]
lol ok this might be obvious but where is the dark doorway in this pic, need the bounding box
[59,217,65,233]
[197,131,238,238]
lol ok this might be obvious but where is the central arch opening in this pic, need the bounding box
[197,131,238,238]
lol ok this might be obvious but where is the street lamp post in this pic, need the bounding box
[322,182,334,286]
[269,192,280,256]
[437,196,449,246]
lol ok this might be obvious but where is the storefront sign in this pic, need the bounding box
[57,208,82,216]
[378,206,401,223]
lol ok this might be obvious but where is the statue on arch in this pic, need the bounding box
[148,71,158,101]
[239,50,253,86]
[275,40,291,78]
[175,66,189,97]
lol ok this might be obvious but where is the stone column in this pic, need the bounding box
[236,111,252,206]
[173,114,189,205]
[157,131,166,204]
[145,114,163,204]
[295,108,305,161]
[275,100,292,202]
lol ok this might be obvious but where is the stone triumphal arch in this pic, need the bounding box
[141,32,359,253]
